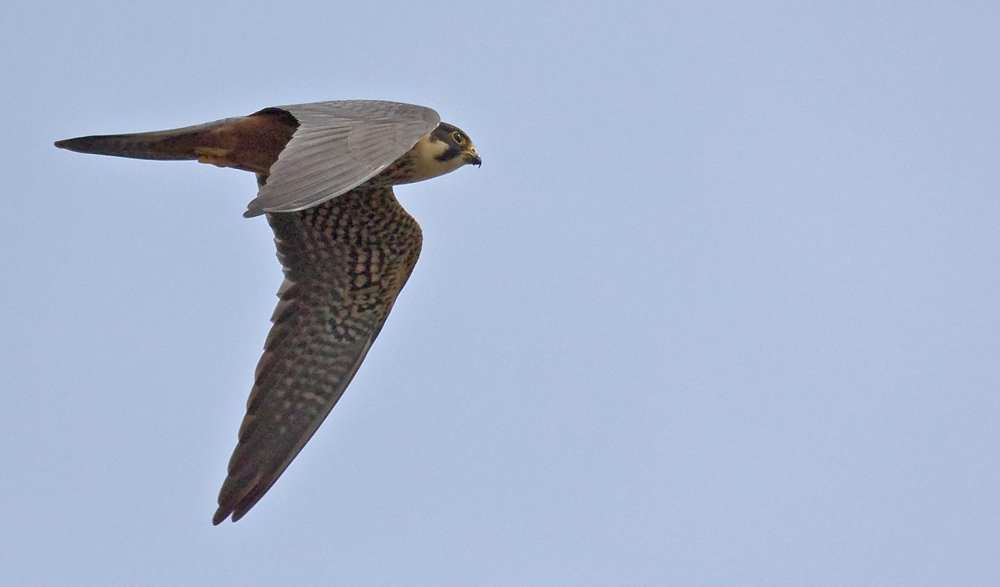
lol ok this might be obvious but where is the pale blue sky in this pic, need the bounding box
[2,1,999,585]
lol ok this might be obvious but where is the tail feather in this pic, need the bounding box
[54,116,249,161]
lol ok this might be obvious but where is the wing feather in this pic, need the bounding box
[244,101,440,217]
[214,184,423,524]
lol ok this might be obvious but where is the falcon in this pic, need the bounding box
[55,100,481,524]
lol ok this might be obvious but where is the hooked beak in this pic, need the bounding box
[464,148,482,167]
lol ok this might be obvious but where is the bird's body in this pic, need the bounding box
[55,100,480,524]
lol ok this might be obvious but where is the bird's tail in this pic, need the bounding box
[54,117,249,162]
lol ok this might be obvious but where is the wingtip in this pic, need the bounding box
[243,195,265,218]
[213,498,256,525]
[212,507,231,525]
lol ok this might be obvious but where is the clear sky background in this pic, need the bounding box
[2,1,999,585]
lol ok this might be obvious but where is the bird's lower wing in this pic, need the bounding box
[213,184,422,524]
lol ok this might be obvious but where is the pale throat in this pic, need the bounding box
[382,135,467,186]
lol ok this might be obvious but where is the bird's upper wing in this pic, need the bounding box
[244,100,440,217]
[213,183,423,524]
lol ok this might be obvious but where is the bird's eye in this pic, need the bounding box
[451,131,466,145]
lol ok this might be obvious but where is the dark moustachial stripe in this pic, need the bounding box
[431,122,465,162]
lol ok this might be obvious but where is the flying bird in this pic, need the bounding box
[55,100,481,524]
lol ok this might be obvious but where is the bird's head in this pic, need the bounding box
[399,122,481,184]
